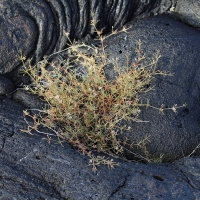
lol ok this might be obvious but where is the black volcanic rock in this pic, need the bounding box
[0,1,200,199]
[0,75,15,95]
[0,98,200,199]
[102,15,200,162]
[0,0,160,77]
[175,0,200,28]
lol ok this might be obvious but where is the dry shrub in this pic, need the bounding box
[21,21,177,170]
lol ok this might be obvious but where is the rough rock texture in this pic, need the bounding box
[3,13,200,163]
[1,1,200,199]
[0,75,15,95]
[0,98,200,200]
[158,0,177,14]
[1,0,200,81]
[175,0,200,28]
[102,15,200,161]
[0,0,160,78]
[13,89,45,110]
[0,3,38,75]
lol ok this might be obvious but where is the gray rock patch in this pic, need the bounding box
[175,0,200,29]
[102,15,200,161]
[13,89,45,110]
[0,75,15,95]
[0,98,200,199]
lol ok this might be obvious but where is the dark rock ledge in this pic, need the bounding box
[0,98,200,200]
